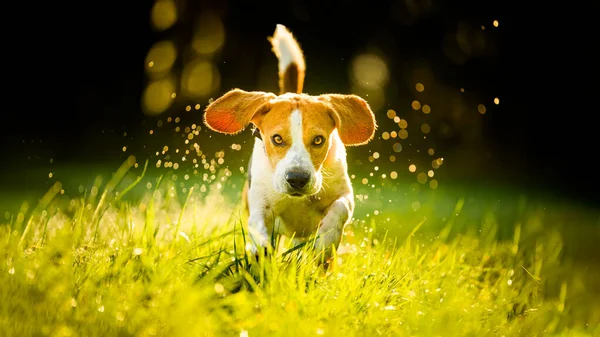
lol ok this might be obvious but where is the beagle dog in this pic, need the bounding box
[204,24,377,259]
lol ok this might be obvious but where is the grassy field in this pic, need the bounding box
[1,158,599,336]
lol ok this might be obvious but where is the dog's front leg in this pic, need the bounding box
[314,194,354,260]
[247,204,274,257]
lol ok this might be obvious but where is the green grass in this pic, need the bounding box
[1,159,599,336]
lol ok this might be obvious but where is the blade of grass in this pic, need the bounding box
[233,221,240,273]
[19,181,62,246]
[114,159,149,203]
[145,174,164,247]
[93,156,137,243]
[173,186,194,242]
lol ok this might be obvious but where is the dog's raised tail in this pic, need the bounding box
[268,24,305,95]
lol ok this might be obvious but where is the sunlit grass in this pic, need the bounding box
[1,160,598,336]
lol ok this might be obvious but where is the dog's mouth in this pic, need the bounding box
[285,187,321,197]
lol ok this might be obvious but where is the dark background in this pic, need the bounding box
[2,0,599,207]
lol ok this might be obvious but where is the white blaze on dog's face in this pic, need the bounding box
[204,89,377,196]
[275,109,324,195]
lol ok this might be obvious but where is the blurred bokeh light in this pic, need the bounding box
[150,0,178,31]
[142,76,176,116]
[181,59,220,99]
[143,7,225,116]
[145,40,177,76]
[350,53,389,113]
[351,53,389,90]
[191,11,225,56]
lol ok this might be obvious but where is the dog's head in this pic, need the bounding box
[204,89,376,197]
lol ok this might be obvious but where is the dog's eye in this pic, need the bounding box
[272,134,284,145]
[312,135,325,146]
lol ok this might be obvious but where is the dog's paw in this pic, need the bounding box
[314,221,343,263]
[313,237,334,260]
[246,239,272,262]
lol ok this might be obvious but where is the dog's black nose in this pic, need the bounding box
[286,171,310,190]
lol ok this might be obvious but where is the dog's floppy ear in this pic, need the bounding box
[319,94,377,146]
[204,89,276,134]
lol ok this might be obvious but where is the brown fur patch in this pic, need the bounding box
[299,100,336,171]
[281,62,304,94]
[253,99,294,169]
[319,94,377,146]
[204,89,275,135]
